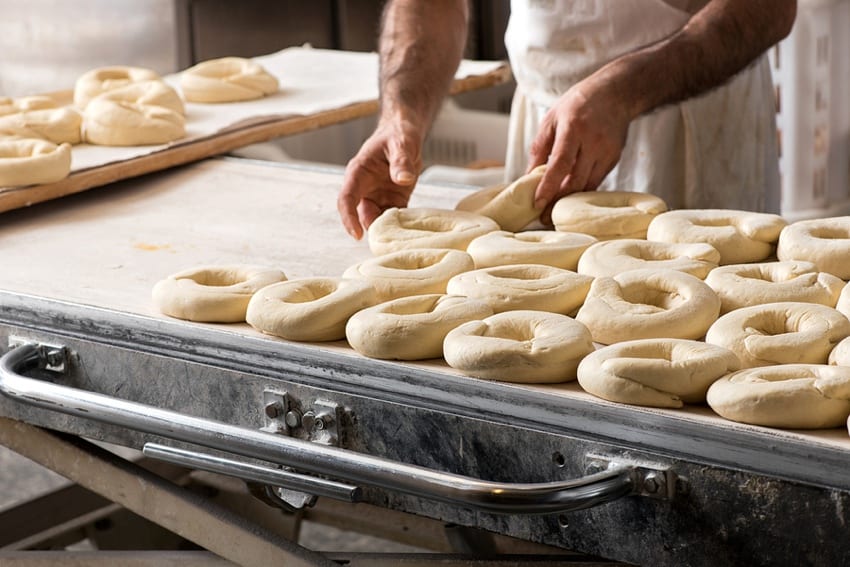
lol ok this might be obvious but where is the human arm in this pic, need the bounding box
[529,0,797,218]
[337,0,469,239]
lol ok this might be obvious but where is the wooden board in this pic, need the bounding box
[0,62,511,215]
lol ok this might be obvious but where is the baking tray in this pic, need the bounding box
[0,158,847,566]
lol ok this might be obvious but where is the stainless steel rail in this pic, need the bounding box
[0,342,636,515]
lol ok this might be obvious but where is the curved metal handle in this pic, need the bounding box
[0,343,634,514]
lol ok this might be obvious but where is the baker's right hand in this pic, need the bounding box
[337,120,423,240]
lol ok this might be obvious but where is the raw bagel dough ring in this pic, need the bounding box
[707,364,850,429]
[83,81,186,146]
[367,207,499,256]
[74,66,161,109]
[342,248,474,301]
[705,302,850,368]
[345,294,494,360]
[246,277,377,342]
[830,336,850,367]
[466,230,597,270]
[443,310,594,383]
[705,261,845,314]
[446,264,593,315]
[181,57,279,103]
[577,239,720,279]
[0,108,83,144]
[575,268,720,344]
[0,95,58,117]
[646,209,787,265]
[777,217,850,279]
[152,265,287,323]
[0,137,71,187]
[577,339,740,408]
[837,282,850,319]
[551,191,668,240]
[454,165,545,231]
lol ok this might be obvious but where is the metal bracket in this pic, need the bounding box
[585,454,683,501]
[259,390,345,510]
[7,336,69,373]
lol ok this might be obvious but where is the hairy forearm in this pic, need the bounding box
[592,0,796,120]
[378,0,469,133]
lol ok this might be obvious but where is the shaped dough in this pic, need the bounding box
[777,217,850,279]
[454,165,544,231]
[551,191,668,240]
[466,230,596,270]
[0,137,71,187]
[577,239,720,279]
[181,57,279,103]
[368,207,499,256]
[0,108,83,145]
[74,66,161,109]
[84,81,186,146]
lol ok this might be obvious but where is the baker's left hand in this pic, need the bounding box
[527,78,633,223]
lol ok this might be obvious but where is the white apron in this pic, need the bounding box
[504,0,781,213]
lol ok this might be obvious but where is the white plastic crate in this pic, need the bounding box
[771,0,850,220]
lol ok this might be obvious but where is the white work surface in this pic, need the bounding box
[0,157,848,454]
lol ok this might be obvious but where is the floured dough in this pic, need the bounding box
[0,108,83,144]
[345,294,494,360]
[443,310,594,383]
[246,277,377,342]
[0,95,58,117]
[577,339,740,408]
[181,57,279,103]
[707,364,850,429]
[342,248,474,301]
[551,191,668,240]
[705,302,850,368]
[447,264,593,315]
[646,209,787,265]
[466,230,596,270]
[152,264,286,322]
[777,217,850,280]
[705,261,845,314]
[454,165,545,231]
[575,268,720,344]
[84,80,186,146]
[829,336,850,367]
[577,239,720,279]
[74,66,161,109]
[367,207,499,255]
[837,282,850,320]
[0,137,72,187]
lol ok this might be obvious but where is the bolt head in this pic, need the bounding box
[284,410,302,428]
[643,473,661,494]
[264,402,282,419]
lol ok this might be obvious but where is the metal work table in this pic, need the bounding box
[0,158,847,566]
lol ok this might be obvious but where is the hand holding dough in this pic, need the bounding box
[454,165,545,231]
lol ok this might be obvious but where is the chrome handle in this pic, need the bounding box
[143,442,361,503]
[0,342,640,515]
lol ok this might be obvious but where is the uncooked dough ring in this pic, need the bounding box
[0,137,71,187]
[367,207,499,256]
[152,265,287,323]
[646,209,787,265]
[577,339,740,408]
[577,239,720,279]
[575,268,720,344]
[342,248,474,301]
[830,336,850,367]
[443,310,594,383]
[454,165,545,231]
[707,364,850,429]
[74,66,161,109]
[246,277,377,342]
[837,282,850,320]
[345,294,493,360]
[83,81,186,146]
[181,57,279,103]
[0,108,83,144]
[446,264,593,315]
[705,302,850,368]
[466,230,596,270]
[705,261,845,314]
[777,217,850,279]
[0,95,58,117]
[551,191,668,240]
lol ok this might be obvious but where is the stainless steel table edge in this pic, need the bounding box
[0,289,845,494]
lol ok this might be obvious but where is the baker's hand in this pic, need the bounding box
[337,120,423,240]
[527,79,632,223]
